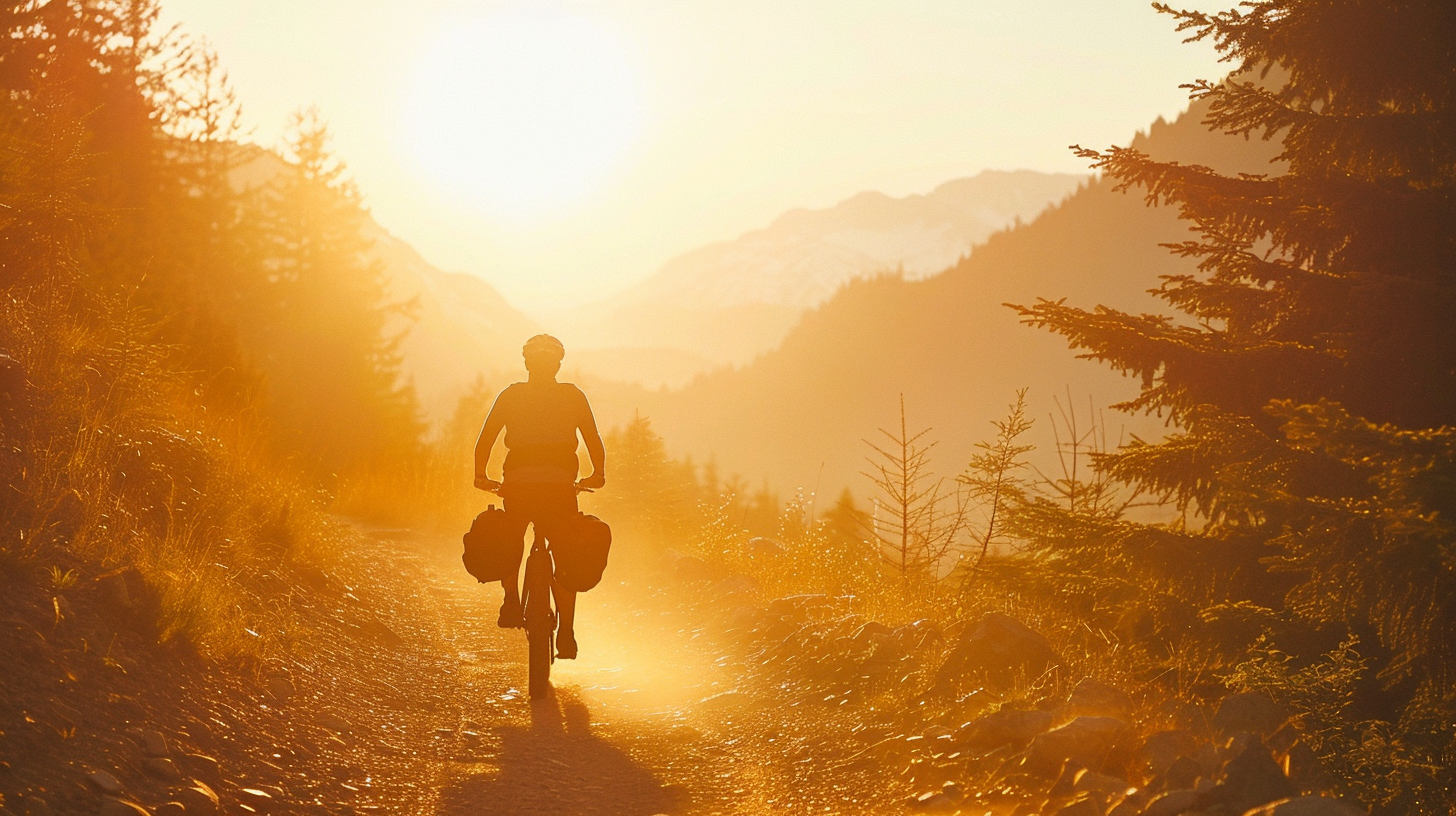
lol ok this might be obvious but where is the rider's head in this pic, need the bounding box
[523,334,565,379]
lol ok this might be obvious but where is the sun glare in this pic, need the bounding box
[401,8,644,220]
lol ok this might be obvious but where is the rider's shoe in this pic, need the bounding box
[497,600,525,629]
[556,631,578,660]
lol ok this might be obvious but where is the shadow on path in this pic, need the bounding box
[437,687,685,816]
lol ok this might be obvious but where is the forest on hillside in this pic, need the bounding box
[1,1,1453,816]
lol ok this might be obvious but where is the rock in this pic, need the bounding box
[154,804,185,816]
[1068,678,1135,720]
[1139,729,1198,776]
[932,612,1060,690]
[1143,789,1199,816]
[672,555,713,583]
[140,729,169,757]
[86,769,124,795]
[1025,716,1135,777]
[746,537,786,558]
[173,784,219,816]
[1054,798,1103,816]
[1285,741,1337,794]
[143,757,183,781]
[1194,739,1295,815]
[1243,796,1366,816]
[909,792,958,812]
[1212,691,1288,737]
[956,707,1055,751]
[238,787,274,813]
[96,571,133,610]
[922,724,954,740]
[98,800,150,816]
[181,754,222,789]
[266,675,295,700]
[1163,754,1202,790]
[1075,769,1129,796]
[940,781,964,802]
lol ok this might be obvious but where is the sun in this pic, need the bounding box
[401,8,644,220]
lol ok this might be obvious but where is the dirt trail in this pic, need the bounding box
[377,525,897,816]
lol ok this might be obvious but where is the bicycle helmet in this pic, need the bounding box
[523,334,566,362]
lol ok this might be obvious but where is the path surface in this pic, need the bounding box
[372,526,895,816]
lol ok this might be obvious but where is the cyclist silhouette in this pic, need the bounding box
[474,334,606,659]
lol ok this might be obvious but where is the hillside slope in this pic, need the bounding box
[591,105,1284,497]
[555,171,1084,387]
[231,146,538,421]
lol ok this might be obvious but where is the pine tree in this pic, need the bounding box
[861,395,968,579]
[250,108,422,474]
[1012,2,1455,809]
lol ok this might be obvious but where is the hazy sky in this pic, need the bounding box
[159,1,1226,312]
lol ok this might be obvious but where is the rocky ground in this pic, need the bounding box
[1,525,1369,816]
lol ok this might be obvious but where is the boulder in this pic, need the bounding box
[139,730,168,757]
[142,757,183,781]
[932,612,1060,691]
[86,770,124,796]
[1243,796,1366,816]
[1139,729,1199,776]
[1068,678,1134,720]
[1212,691,1288,737]
[1074,769,1129,796]
[1143,789,1200,816]
[154,804,184,816]
[1162,754,1202,791]
[1194,739,1295,815]
[956,707,1055,751]
[1025,716,1135,776]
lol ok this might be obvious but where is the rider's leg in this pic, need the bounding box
[552,584,578,658]
[497,514,529,628]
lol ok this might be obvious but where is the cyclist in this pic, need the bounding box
[473,334,606,659]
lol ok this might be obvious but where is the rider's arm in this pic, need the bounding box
[577,392,606,489]
[473,390,510,487]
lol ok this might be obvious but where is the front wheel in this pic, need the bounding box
[527,625,553,699]
[522,544,556,699]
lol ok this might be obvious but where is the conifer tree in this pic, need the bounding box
[1013,2,1454,808]
[250,108,422,474]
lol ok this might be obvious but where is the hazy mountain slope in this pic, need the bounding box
[366,223,539,417]
[590,106,1284,497]
[231,146,538,420]
[555,171,1085,387]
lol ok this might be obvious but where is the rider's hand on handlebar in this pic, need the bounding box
[577,472,605,491]
[474,475,503,493]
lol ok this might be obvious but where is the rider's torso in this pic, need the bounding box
[500,381,584,484]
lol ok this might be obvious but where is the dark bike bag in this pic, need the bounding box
[554,513,612,592]
[462,506,516,583]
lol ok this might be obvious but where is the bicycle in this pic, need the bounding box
[482,482,592,699]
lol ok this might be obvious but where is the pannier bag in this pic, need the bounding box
[553,513,612,592]
[462,506,516,583]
